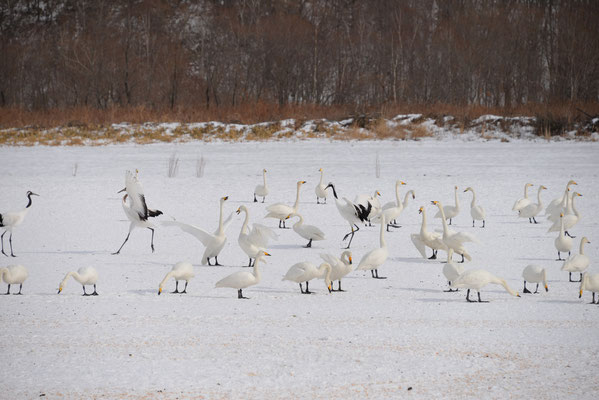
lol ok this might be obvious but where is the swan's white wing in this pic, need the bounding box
[320,253,341,267]
[452,231,479,244]
[162,220,213,246]
[283,264,310,282]
[249,223,278,248]
[410,234,428,259]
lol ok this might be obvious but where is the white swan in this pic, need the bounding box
[315,168,328,204]
[522,265,548,294]
[236,205,277,267]
[554,213,573,261]
[377,180,406,225]
[325,183,371,248]
[561,237,590,282]
[162,196,235,266]
[0,264,28,295]
[354,190,381,226]
[320,251,353,291]
[57,266,99,296]
[545,180,577,216]
[282,261,332,294]
[451,269,520,302]
[265,180,306,228]
[410,206,447,260]
[519,185,547,224]
[1,191,39,257]
[356,214,388,279]
[287,212,326,248]
[463,187,486,228]
[579,272,599,304]
[513,183,533,212]
[432,201,478,263]
[376,184,415,231]
[113,170,162,255]
[215,251,270,298]
[253,169,269,203]
[158,262,194,295]
[547,192,582,236]
[442,249,463,292]
[547,188,571,223]
[434,186,460,225]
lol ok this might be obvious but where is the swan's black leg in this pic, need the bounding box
[306,239,313,248]
[247,258,253,267]
[533,217,538,224]
[207,257,213,266]
[8,232,15,257]
[82,285,89,296]
[472,220,475,227]
[556,252,564,261]
[523,281,531,294]
[337,281,345,292]
[371,270,375,278]
[428,249,437,260]
[466,289,474,302]
[278,220,282,228]
[148,227,155,253]
[459,253,465,263]
[477,292,488,303]
[449,218,452,225]
[262,196,265,203]
[91,284,98,296]
[373,269,387,279]
[299,283,305,294]
[444,281,457,292]
[4,284,10,295]
[316,197,320,204]
[172,281,180,294]
[112,232,131,255]
[528,218,532,223]
[534,283,539,294]
[181,281,188,294]
[254,193,257,202]
[568,272,573,282]
[214,256,222,266]
[15,283,23,295]
[565,231,575,238]
[305,281,312,294]
[579,272,583,282]
[482,220,485,228]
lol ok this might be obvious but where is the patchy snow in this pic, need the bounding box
[1,140,598,398]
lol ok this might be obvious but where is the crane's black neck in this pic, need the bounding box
[326,183,338,199]
[26,193,34,208]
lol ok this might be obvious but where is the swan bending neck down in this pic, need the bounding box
[158,262,194,295]
[432,201,477,263]
[58,266,99,296]
[0,265,28,295]
[282,261,332,294]
[215,251,270,299]
[451,269,520,302]
[579,272,599,304]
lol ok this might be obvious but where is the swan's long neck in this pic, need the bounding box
[395,183,401,206]
[252,256,263,281]
[292,184,302,211]
[263,171,267,186]
[536,187,544,207]
[524,184,530,198]
[469,189,477,208]
[542,269,548,288]
[579,239,586,255]
[379,215,387,248]
[240,210,250,235]
[159,271,176,289]
[437,204,449,234]
[571,195,580,218]
[446,248,454,262]
[565,192,574,215]
[559,189,568,208]
[319,170,324,186]
[454,187,460,210]
[319,263,332,282]
[559,216,565,236]
[0,268,7,282]
[61,271,82,288]
[217,200,225,234]
[420,209,428,235]
[494,277,519,297]
[296,214,304,225]
[402,191,412,208]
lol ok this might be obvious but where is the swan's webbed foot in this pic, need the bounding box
[372,270,386,279]
[477,292,488,303]
[305,239,313,248]
[299,283,305,294]
[523,281,531,294]
[253,194,257,202]
[443,288,458,292]
[565,231,575,238]
[533,283,540,294]
[262,197,265,203]
[428,252,437,260]
[482,221,485,228]
[465,289,474,302]
[237,289,249,299]
[335,281,345,292]
[533,217,538,224]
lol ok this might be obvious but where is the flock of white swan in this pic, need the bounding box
[0,172,597,303]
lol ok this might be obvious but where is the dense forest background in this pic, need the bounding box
[1,0,598,126]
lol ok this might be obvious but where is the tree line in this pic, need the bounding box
[1,0,598,116]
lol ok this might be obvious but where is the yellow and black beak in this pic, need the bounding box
[579,290,583,298]
[158,287,162,295]
[57,288,62,294]
[236,208,241,214]
[223,196,229,201]
[328,284,332,293]
[301,181,306,184]
[264,252,271,256]
[349,257,353,264]
[418,207,423,214]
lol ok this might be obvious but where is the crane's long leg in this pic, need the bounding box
[9,232,15,257]
[148,228,156,253]
[343,224,360,249]
[112,232,131,255]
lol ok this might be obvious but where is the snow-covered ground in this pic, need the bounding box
[1,140,598,399]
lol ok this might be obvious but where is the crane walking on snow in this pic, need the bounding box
[1,191,39,257]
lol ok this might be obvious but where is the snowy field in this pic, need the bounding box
[1,139,598,399]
